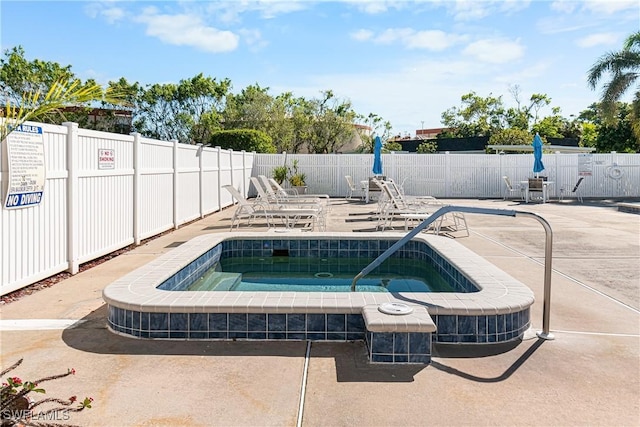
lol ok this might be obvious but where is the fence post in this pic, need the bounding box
[172,139,179,229]
[216,146,222,209]
[198,144,204,219]
[241,150,247,195]
[229,149,234,192]
[63,122,79,274]
[132,133,141,245]
[445,151,451,197]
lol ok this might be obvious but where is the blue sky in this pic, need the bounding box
[1,1,639,136]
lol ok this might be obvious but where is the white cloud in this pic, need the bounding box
[576,32,620,48]
[550,1,577,14]
[350,29,374,42]
[202,1,308,23]
[345,0,407,15]
[580,0,639,15]
[376,28,415,45]
[449,0,492,21]
[240,28,268,50]
[135,8,239,53]
[405,30,461,51]
[360,28,463,51]
[462,38,524,64]
[449,0,532,22]
[84,3,125,24]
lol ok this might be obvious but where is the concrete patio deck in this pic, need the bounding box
[1,197,638,426]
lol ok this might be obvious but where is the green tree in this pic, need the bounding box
[577,102,638,152]
[384,141,403,152]
[222,85,308,153]
[581,122,598,148]
[416,141,437,153]
[593,104,639,152]
[441,91,507,137]
[305,90,356,154]
[488,128,532,147]
[531,107,565,138]
[223,84,275,130]
[1,46,75,106]
[506,85,552,130]
[134,73,231,144]
[587,31,640,140]
[355,113,392,153]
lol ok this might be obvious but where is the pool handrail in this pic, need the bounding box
[350,205,555,340]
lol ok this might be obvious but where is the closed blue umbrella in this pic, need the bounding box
[533,133,545,177]
[372,136,383,176]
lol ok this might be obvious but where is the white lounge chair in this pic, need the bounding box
[250,178,327,230]
[261,176,331,209]
[222,184,270,230]
[225,183,325,231]
[375,180,468,236]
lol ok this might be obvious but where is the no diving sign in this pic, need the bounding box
[4,124,46,209]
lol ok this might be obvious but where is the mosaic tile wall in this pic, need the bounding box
[366,331,432,364]
[107,307,530,345]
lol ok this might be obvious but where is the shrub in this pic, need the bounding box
[208,129,276,153]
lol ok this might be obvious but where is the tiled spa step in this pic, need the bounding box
[362,304,435,364]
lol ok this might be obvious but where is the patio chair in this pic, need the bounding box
[572,177,585,203]
[344,175,365,200]
[526,178,544,203]
[502,176,523,200]
[366,176,385,202]
[560,177,585,203]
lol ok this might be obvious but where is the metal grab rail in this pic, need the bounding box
[351,205,555,340]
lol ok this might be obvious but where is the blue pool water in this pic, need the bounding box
[186,256,457,293]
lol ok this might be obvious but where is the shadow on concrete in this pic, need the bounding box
[433,340,521,358]
[311,341,427,382]
[202,225,235,231]
[62,305,305,358]
[63,305,543,383]
[430,338,546,383]
[62,306,429,382]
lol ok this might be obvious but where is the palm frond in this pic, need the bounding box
[622,31,640,51]
[600,72,639,121]
[1,78,110,141]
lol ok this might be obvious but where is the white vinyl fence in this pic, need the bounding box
[252,152,640,199]
[1,122,253,296]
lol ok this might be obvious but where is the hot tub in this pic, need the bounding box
[103,232,535,364]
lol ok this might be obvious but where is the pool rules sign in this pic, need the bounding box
[3,124,46,209]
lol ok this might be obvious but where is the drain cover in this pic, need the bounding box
[378,302,414,315]
[314,272,333,278]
